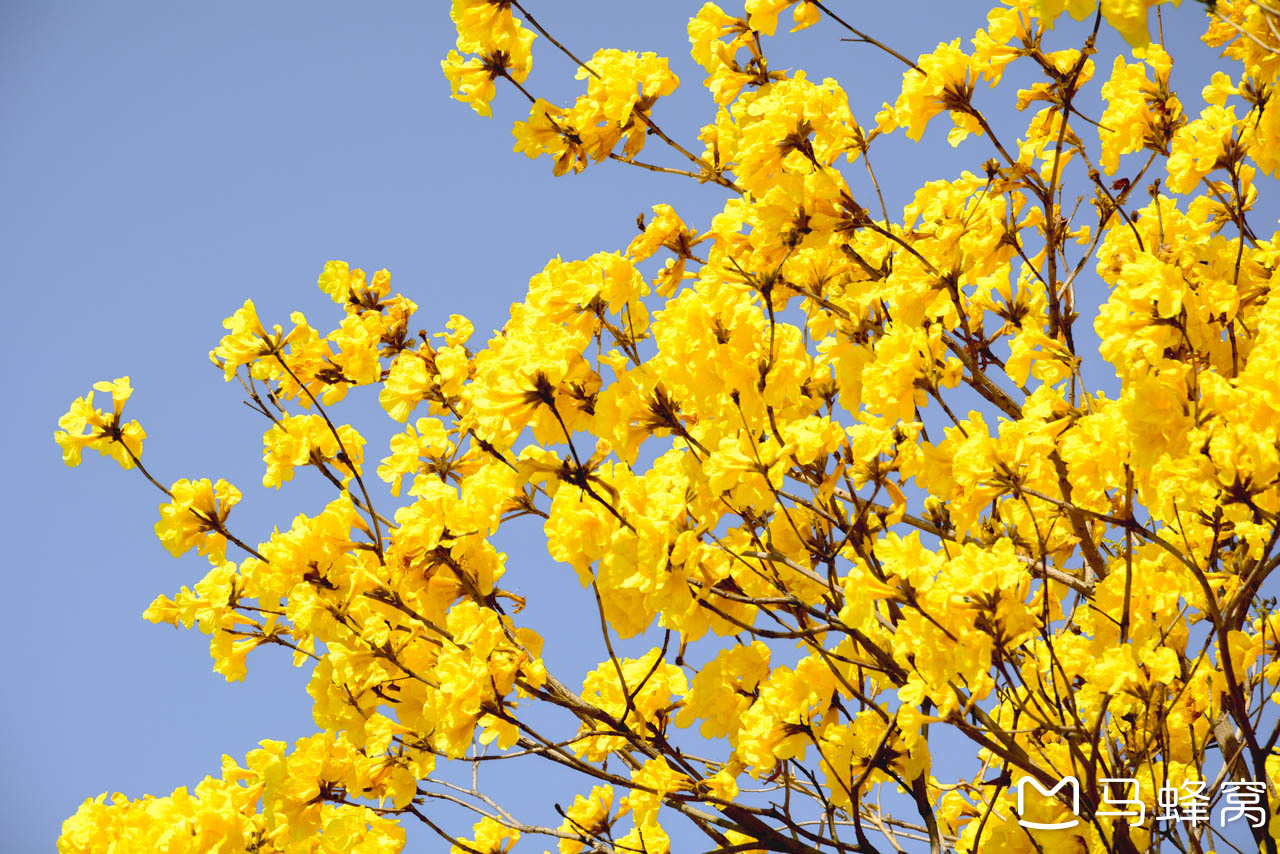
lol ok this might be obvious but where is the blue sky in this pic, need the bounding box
[0,2,1248,851]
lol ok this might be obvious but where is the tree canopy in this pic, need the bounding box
[54,1,1280,852]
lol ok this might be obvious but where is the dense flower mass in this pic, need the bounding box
[55,1,1280,852]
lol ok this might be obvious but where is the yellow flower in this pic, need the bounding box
[557,786,615,854]
[262,414,365,488]
[744,0,794,36]
[211,299,284,380]
[451,816,519,854]
[1028,0,1176,46]
[675,641,770,740]
[1098,44,1182,173]
[441,22,536,118]
[628,757,690,828]
[154,478,242,561]
[450,0,519,53]
[884,40,980,143]
[54,378,145,469]
[1166,104,1238,193]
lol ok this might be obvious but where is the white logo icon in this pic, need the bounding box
[1016,776,1080,830]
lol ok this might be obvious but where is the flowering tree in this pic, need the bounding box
[53,1,1280,852]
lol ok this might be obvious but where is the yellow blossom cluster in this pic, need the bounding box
[59,734,407,854]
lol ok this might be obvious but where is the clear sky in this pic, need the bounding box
[0,2,1242,852]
